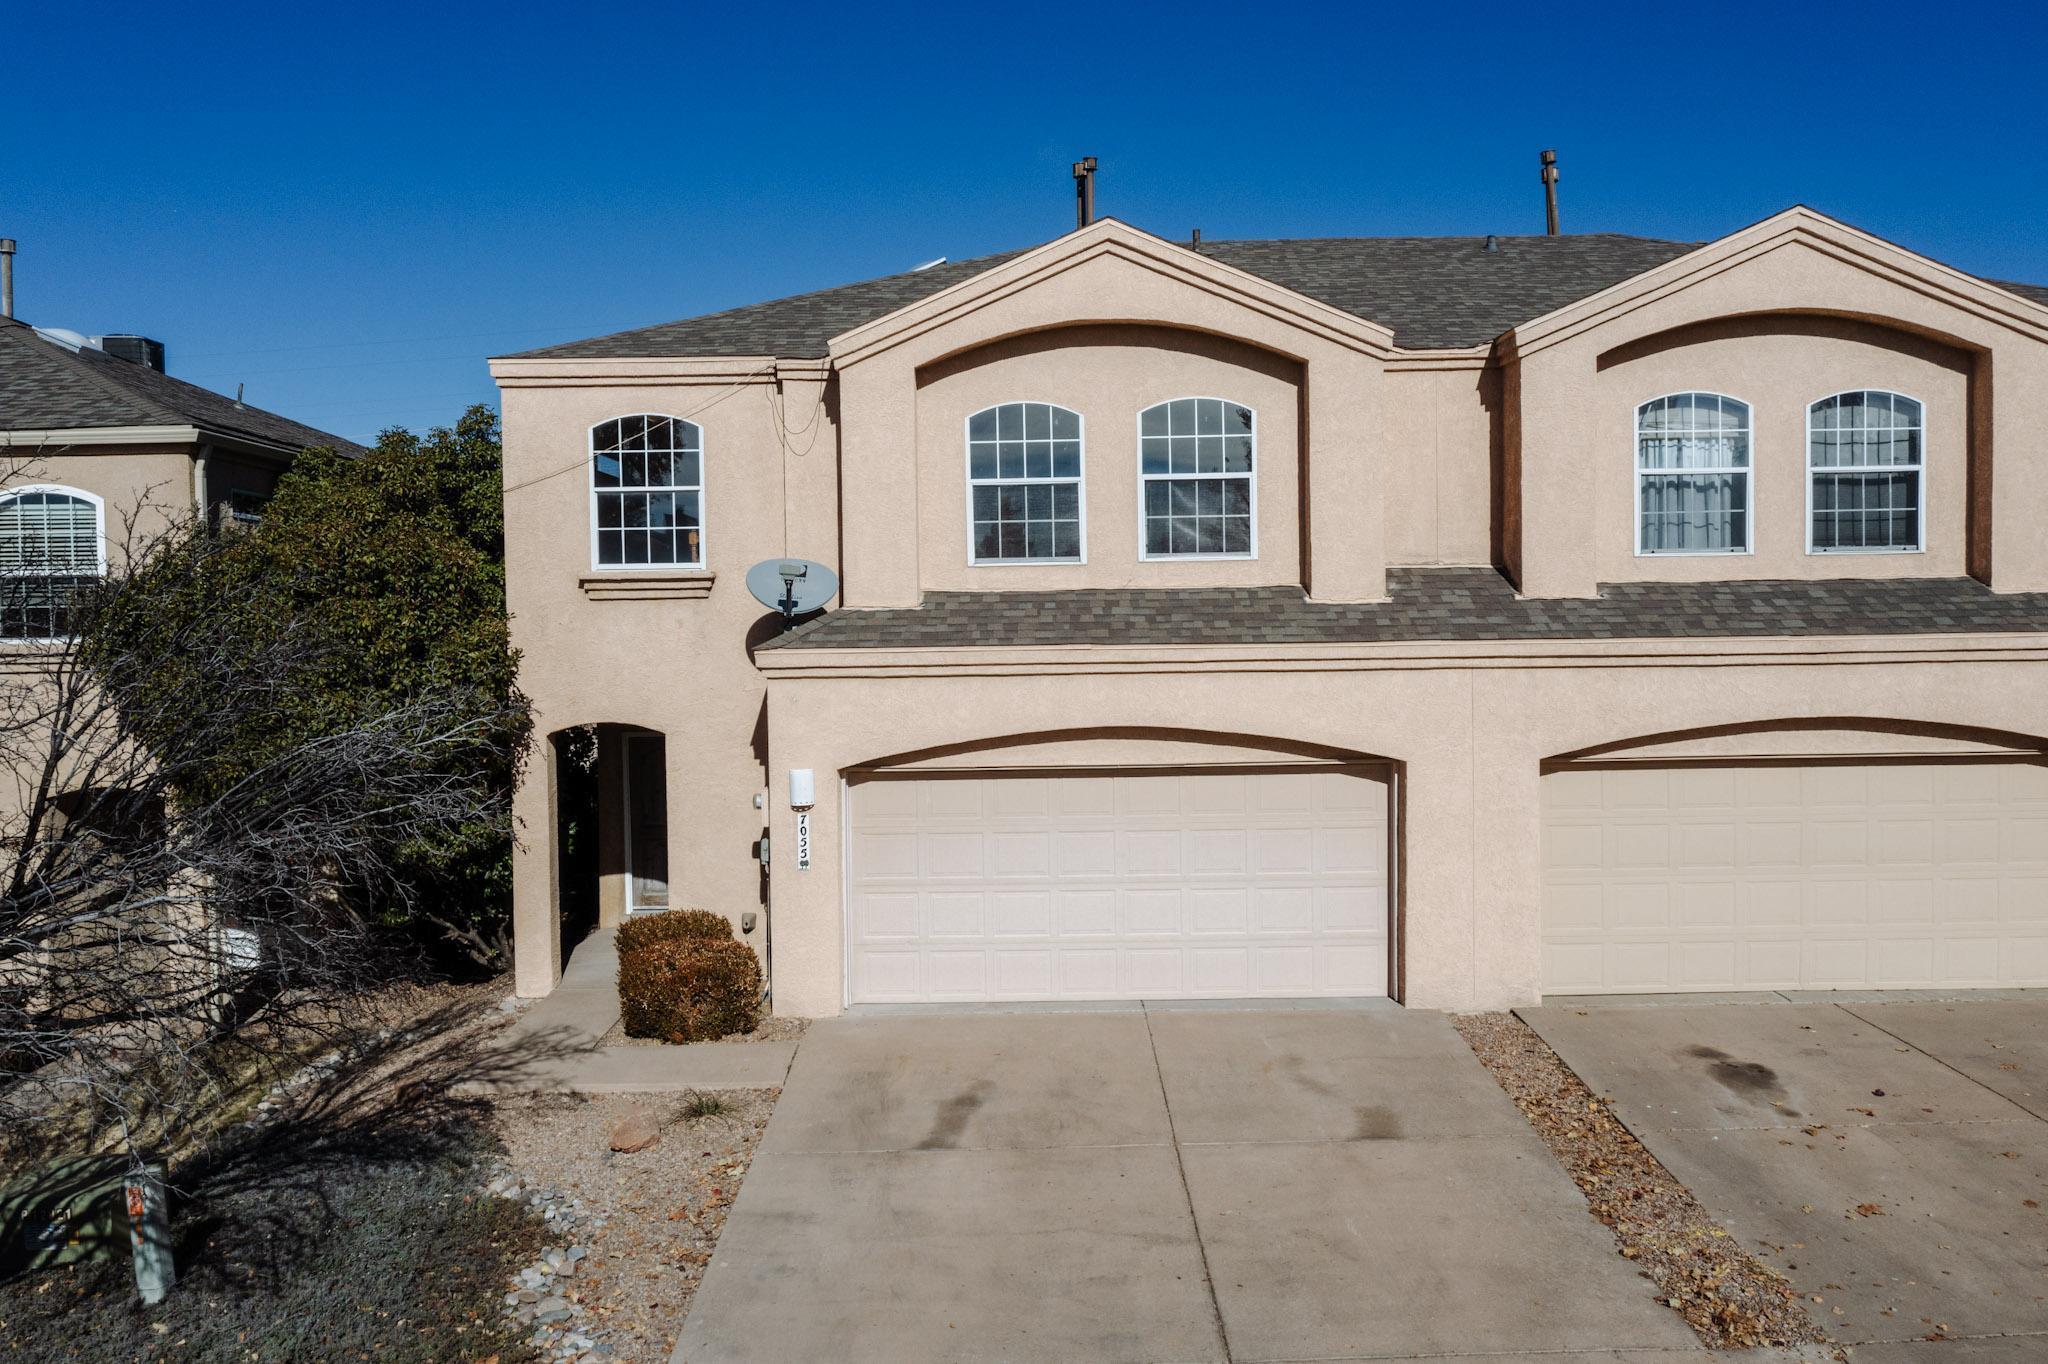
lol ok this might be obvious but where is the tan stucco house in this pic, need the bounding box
[491,207,2048,1015]
[0,314,359,636]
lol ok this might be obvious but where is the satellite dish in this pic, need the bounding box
[746,557,840,623]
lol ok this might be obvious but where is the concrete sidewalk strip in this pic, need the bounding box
[1842,1337,2048,1361]
[1644,1117,2048,1344]
[505,1042,796,1093]
[1839,999,2048,1119]
[762,1012,1172,1154]
[1518,1003,2021,1132]
[1147,1006,1528,1146]
[1181,1135,1700,1362]
[670,1145,1227,1364]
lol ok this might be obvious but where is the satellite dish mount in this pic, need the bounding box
[745,557,840,630]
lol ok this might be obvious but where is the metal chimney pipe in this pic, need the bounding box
[0,239,15,319]
[1540,150,1560,236]
[1072,157,1098,229]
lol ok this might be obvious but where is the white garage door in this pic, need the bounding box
[1543,761,2048,994]
[847,766,1390,1004]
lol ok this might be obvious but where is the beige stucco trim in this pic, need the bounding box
[755,632,2048,679]
[1384,350,1491,372]
[0,425,202,448]
[1511,207,2048,358]
[579,571,717,601]
[828,219,1395,367]
[489,356,781,385]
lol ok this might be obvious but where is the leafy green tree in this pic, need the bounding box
[90,404,532,967]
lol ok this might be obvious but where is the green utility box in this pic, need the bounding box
[0,1155,133,1276]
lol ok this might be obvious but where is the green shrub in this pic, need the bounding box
[618,937,762,1042]
[615,908,731,955]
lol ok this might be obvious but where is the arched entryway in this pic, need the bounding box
[840,727,1403,1005]
[547,723,674,962]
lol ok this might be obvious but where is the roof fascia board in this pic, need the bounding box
[490,355,781,385]
[828,219,1395,366]
[0,424,202,449]
[1511,207,2048,357]
[755,630,2048,677]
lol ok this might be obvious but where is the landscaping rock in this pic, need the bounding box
[606,1105,660,1153]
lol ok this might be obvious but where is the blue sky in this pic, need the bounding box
[10,1,2046,444]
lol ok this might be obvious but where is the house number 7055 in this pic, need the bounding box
[795,810,811,870]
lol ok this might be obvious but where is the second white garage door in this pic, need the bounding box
[847,766,1390,1004]
[1543,760,2048,993]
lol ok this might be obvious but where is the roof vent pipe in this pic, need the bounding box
[1484,234,1499,253]
[1191,227,1202,248]
[1540,149,1560,235]
[1072,156,1097,230]
[0,238,15,319]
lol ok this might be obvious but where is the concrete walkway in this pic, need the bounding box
[494,928,794,1092]
[1523,995,2048,1360]
[671,1005,1722,1364]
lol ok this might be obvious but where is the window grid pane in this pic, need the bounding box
[593,416,704,567]
[1636,394,1750,554]
[968,402,1083,562]
[1140,399,1255,557]
[1808,392,1923,552]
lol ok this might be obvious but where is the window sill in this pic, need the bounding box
[579,570,715,601]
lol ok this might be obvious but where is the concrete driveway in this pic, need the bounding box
[1522,996,2048,1360]
[671,1003,1708,1364]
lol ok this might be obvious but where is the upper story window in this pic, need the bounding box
[1808,391,1923,553]
[1139,398,1255,558]
[967,401,1082,563]
[1635,392,1751,555]
[592,416,703,569]
[0,486,103,640]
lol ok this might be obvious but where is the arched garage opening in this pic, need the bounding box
[839,727,1405,1006]
[1538,719,2048,996]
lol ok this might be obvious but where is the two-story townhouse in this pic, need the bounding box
[492,207,2048,1015]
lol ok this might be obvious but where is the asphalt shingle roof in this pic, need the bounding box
[0,318,360,455]
[511,227,2048,361]
[761,568,2048,651]
[512,233,1710,359]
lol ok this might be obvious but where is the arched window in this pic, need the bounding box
[0,486,103,640]
[1139,397,1255,557]
[1808,391,1924,553]
[591,415,704,568]
[966,401,1083,563]
[1635,393,1751,555]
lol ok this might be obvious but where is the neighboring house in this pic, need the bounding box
[0,315,358,637]
[491,207,2048,1015]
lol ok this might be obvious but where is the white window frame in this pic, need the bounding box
[1633,392,1755,557]
[0,484,106,643]
[621,730,670,915]
[1135,396,1259,561]
[963,401,1087,567]
[1804,391,1927,556]
[588,414,707,572]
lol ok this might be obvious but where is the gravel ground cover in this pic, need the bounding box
[1454,1011,1831,1354]
[490,1089,775,1363]
[596,1016,809,1048]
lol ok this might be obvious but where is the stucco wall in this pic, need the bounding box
[1381,364,1495,567]
[2,446,195,564]
[1585,316,1970,582]
[758,642,2048,1016]
[498,374,838,991]
[914,325,1305,590]
[1512,234,2048,597]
